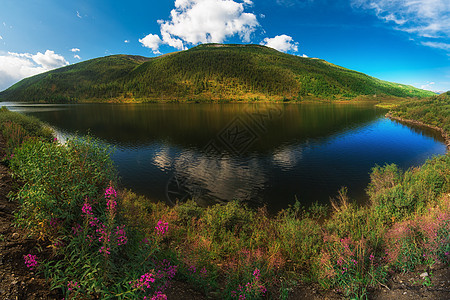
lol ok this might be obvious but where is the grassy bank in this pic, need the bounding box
[387,92,450,149]
[0,107,449,299]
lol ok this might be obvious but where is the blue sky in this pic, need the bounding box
[1,0,450,92]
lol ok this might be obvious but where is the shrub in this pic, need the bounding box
[10,135,117,240]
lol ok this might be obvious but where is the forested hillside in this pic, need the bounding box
[0,44,435,103]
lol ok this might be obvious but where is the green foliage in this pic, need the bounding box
[367,155,450,224]
[0,44,434,103]
[174,199,204,225]
[0,108,53,156]
[317,235,388,299]
[391,91,450,133]
[10,136,117,239]
[276,212,323,270]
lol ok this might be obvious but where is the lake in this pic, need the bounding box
[2,102,447,212]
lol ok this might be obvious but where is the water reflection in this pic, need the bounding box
[5,102,446,212]
[272,144,304,171]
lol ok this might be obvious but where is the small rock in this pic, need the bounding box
[11,232,19,239]
[420,272,429,278]
[403,291,407,295]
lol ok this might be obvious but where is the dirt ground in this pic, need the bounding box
[0,134,61,299]
[0,131,449,299]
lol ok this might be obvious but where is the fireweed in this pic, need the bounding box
[384,200,450,271]
[318,234,387,298]
[129,259,177,299]
[155,220,169,236]
[24,254,38,271]
[80,186,127,257]
[67,280,80,292]
[230,268,267,300]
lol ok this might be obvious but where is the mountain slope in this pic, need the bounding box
[0,44,435,102]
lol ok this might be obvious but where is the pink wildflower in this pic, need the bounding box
[24,254,38,270]
[155,220,168,236]
[67,281,80,291]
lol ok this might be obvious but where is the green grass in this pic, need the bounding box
[0,44,435,103]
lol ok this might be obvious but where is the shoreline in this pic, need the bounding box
[386,112,450,151]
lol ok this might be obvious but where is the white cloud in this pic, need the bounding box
[421,41,450,50]
[139,34,163,54]
[301,54,308,57]
[352,0,450,39]
[420,81,437,91]
[70,48,80,52]
[124,40,130,43]
[141,0,259,52]
[261,35,298,52]
[0,36,2,40]
[32,50,69,69]
[0,50,68,91]
[76,11,82,18]
[74,54,81,59]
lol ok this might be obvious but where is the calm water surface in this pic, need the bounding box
[3,102,446,212]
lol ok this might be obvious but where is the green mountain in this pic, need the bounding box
[0,44,435,103]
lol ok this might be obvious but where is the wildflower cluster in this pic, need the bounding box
[131,272,156,290]
[154,259,178,290]
[67,280,80,291]
[105,186,117,215]
[23,254,38,270]
[155,220,168,236]
[148,291,167,300]
[104,186,117,199]
[79,187,127,257]
[130,266,173,300]
[188,264,208,279]
[231,268,267,299]
[116,225,128,246]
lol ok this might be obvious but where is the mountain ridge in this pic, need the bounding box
[0,44,435,103]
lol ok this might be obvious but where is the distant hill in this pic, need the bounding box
[0,44,435,103]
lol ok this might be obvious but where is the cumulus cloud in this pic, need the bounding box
[139,34,163,54]
[261,35,298,52]
[71,48,80,52]
[0,50,68,91]
[0,35,3,40]
[140,0,259,52]
[124,40,130,43]
[74,54,81,59]
[32,50,69,69]
[352,0,450,40]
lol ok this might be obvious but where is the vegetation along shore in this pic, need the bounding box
[385,91,450,150]
[0,93,449,299]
